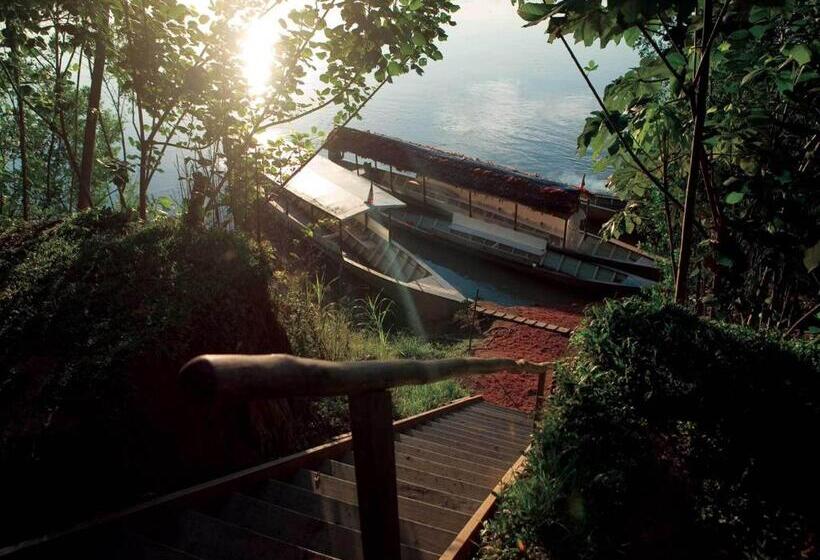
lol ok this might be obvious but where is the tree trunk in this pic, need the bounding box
[138,145,149,220]
[77,8,109,210]
[10,27,30,220]
[674,0,712,304]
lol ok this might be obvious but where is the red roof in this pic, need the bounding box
[327,128,580,218]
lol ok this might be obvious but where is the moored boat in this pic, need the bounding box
[326,127,660,281]
[268,156,466,332]
[385,207,653,294]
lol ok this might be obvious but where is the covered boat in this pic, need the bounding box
[385,208,653,294]
[327,127,660,281]
[268,156,466,332]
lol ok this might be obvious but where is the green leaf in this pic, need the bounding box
[156,196,175,210]
[804,241,820,273]
[786,44,812,66]
[387,60,403,76]
[517,2,552,23]
[725,191,744,205]
[740,68,764,86]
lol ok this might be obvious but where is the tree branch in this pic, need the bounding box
[558,33,686,211]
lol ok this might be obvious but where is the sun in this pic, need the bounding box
[240,18,276,99]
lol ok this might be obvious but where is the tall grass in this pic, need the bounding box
[272,273,468,421]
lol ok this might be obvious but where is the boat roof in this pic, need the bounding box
[327,127,581,218]
[283,156,405,221]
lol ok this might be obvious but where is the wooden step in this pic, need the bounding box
[342,450,500,489]
[469,403,533,427]
[407,426,521,461]
[475,402,532,422]
[256,480,455,554]
[430,414,532,444]
[426,417,530,450]
[317,459,481,515]
[149,509,337,560]
[459,404,533,429]
[452,409,533,434]
[324,459,488,502]
[290,471,469,534]
[396,432,512,468]
[393,441,507,480]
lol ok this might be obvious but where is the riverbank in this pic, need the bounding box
[465,301,586,411]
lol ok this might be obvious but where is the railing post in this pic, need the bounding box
[348,389,401,560]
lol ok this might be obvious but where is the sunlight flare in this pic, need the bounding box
[240,18,276,98]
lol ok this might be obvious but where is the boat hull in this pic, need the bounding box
[268,202,466,334]
[388,211,646,296]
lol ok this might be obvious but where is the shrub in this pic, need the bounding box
[0,210,295,545]
[480,298,819,560]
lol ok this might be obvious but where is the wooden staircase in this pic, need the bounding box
[1,355,547,560]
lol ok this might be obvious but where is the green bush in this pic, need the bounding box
[480,299,819,560]
[0,210,295,545]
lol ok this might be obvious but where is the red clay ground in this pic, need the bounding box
[464,301,586,412]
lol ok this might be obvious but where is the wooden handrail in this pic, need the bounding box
[180,353,552,400]
[178,353,553,560]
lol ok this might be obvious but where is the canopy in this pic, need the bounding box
[283,156,405,221]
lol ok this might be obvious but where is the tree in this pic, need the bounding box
[516,0,819,330]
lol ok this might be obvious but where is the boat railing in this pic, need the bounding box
[180,354,554,560]
[378,172,566,246]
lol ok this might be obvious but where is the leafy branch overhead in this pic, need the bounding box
[514,0,819,328]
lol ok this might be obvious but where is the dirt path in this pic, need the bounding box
[464,302,586,412]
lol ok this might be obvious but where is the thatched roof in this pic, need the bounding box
[327,127,580,218]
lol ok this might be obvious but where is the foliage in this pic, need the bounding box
[479,298,820,559]
[0,0,459,220]
[0,209,295,544]
[270,271,468,427]
[515,0,819,332]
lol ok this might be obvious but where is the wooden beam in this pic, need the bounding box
[180,355,554,401]
[513,203,518,230]
[354,153,360,176]
[562,218,568,248]
[349,390,401,560]
[422,176,427,205]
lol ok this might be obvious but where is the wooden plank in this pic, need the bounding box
[474,401,532,422]
[428,417,530,447]
[348,390,401,560]
[450,407,532,431]
[290,472,469,534]
[341,451,500,490]
[439,449,531,560]
[461,406,533,428]
[409,426,522,460]
[323,460,489,503]
[451,410,533,434]
[217,494,362,560]
[396,433,511,469]
[393,441,506,480]
[425,414,532,444]
[404,428,517,463]
[257,480,456,554]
